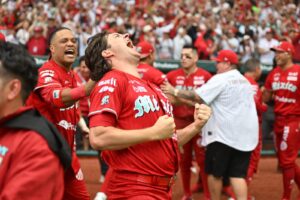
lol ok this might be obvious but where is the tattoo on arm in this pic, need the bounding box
[177,90,203,104]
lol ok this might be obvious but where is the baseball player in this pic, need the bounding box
[161,45,212,200]
[136,41,167,86]
[263,41,300,200]
[0,41,71,200]
[84,31,212,199]
[243,58,268,199]
[28,27,95,200]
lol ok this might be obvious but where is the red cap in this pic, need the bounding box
[271,41,295,54]
[136,41,154,59]
[34,26,43,32]
[0,32,5,41]
[213,50,239,64]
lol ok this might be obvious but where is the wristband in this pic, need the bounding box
[70,85,86,100]
[174,89,179,97]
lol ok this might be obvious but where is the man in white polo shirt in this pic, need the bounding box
[162,50,258,200]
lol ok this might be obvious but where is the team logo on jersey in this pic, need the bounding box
[280,126,290,151]
[0,145,8,166]
[44,77,53,83]
[53,90,60,99]
[274,73,280,81]
[101,95,110,105]
[76,169,84,181]
[40,70,55,77]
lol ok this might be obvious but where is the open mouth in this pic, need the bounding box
[127,41,134,48]
[64,49,75,56]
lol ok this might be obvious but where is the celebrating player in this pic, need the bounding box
[84,31,211,199]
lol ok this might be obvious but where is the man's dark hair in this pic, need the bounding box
[182,44,198,55]
[48,27,72,46]
[79,55,85,64]
[0,41,37,102]
[85,31,111,81]
[244,58,260,72]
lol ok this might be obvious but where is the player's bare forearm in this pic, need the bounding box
[177,103,211,146]
[176,122,202,146]
[89,115,175,150]
[177,90,204,104]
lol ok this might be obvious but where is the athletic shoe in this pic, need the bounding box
[181,195,193,200]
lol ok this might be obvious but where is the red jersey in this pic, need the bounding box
[264,64,300,117]
[0,107,64,200]
[28,60,80,172]
[244,75,267,123]
[167,68,212,122]
[89,70,179,176]
[26,36,47,56]
[74,72,90,117]
[137,63,166,86]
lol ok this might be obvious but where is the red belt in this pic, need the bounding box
[115,171,176,188]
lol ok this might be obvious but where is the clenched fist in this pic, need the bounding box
[194,103,212,129]
[152,115,176,140]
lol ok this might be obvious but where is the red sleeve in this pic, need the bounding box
[1,131,64,200]
[144,67,166,86]
[34,65,66,107]
[89,71,125,122]
[89,112,116,127]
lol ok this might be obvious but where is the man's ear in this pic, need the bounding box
[6,79,21,101]
[101,49,113,58]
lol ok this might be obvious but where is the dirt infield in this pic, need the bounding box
[79,157,300,200]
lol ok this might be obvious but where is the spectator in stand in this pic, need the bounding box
[26,26,47,56]
[15,20,30,47]
[219,28,239,52]
[173,27,192,60]
[0,33,5,41]
[257,29,279,68]
[238,35,256,64]
[136,41,166,86]
[157,30,174,59]
[290,29,300,63]
[263,41,300,200]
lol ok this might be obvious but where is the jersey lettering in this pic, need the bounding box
[272,82,297,92]
[134,95,160,118]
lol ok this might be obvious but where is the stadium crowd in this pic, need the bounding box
[0,0,300,64]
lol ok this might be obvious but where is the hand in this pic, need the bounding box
[160,81,176,96]
[152,115,176,140]
[194,103,212,129]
